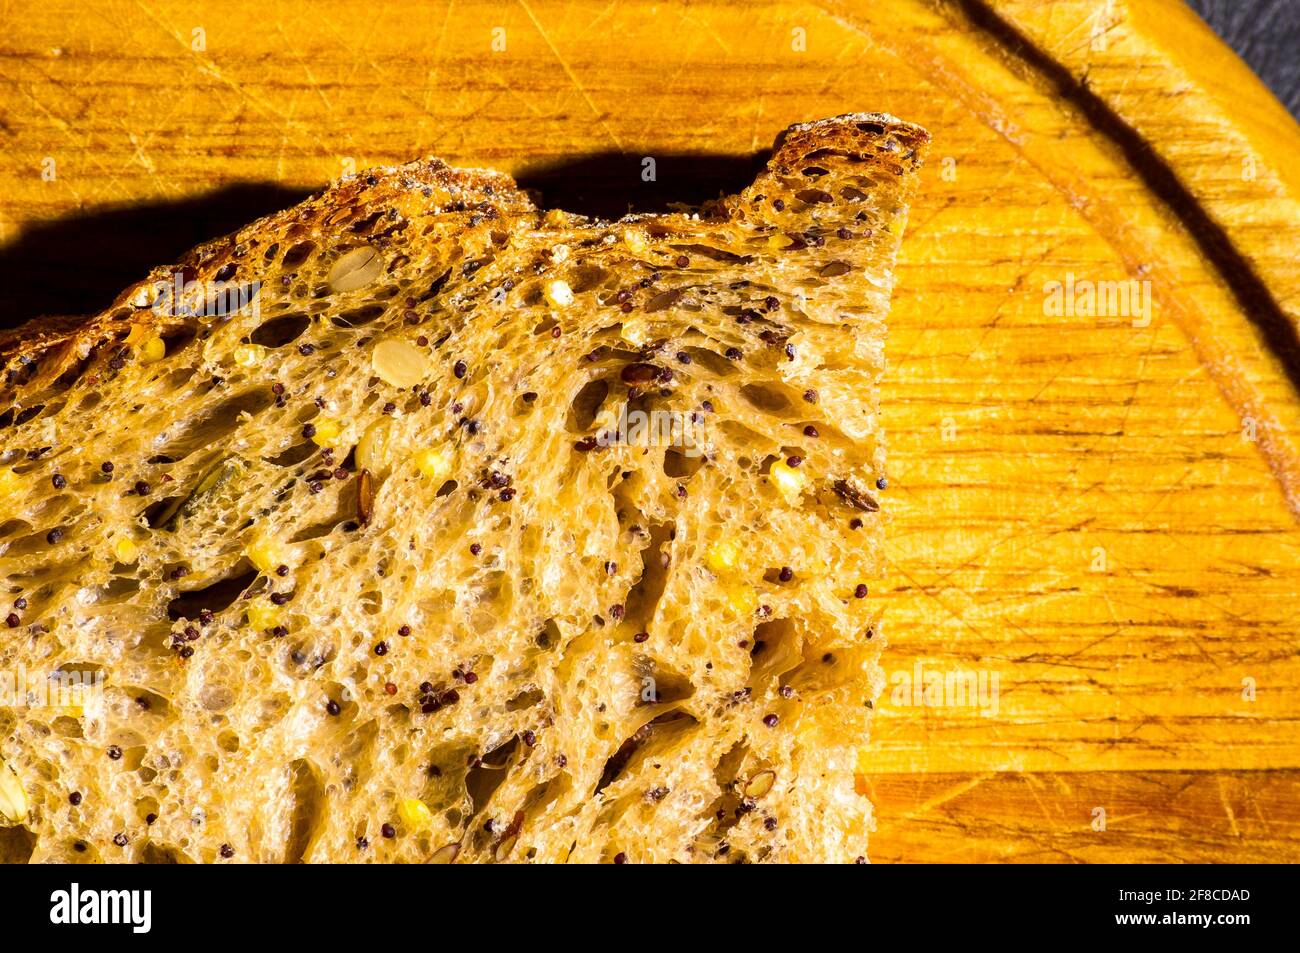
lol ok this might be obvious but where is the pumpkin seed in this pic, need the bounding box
[327,246,382,294]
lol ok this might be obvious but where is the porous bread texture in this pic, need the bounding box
[0,113,927,864]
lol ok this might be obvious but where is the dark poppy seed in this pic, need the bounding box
[301,423,316,439]
[179,646,194,659]
[803,389,818,404]
[804,425,819,438]
[13,598,26,610]
[299,343,316,355]
[419,391,432,406]
[107,745,123,760]
[382,402,396,415]
[610,604,624,621]
[855,584,868,599]
[764,817,778,831]
[334,467,350,481]
[855,856,867,864]
[614,852,628,864]
[849,518,863,529]
[772,198,785,211]
[326,699,341,716]
[633,631,649,643]
[725,347,742,361]
[778,567,793,583]
[73,842,87,853]
[469,543,482,556]
[499,487,516,502]
[876,476,889,490]
[419,681,434,694]
[113,833,129,847]
[787,455,803,467]
[374,641,389,656]
[270,592,290,606]
[453,360,467,379]
[145,813,157,825]
[356,837,369,850]
[675,255,690,268]
[46,528,64,545]
[220,844,235,858]
[523,730,537,745]
[557,754,568,768]
[381,823,396,839]
[69,791,82,805]
[763,714,779,728]
[51,473,67,489]
[398,624,412,637]
[779,685,794,699]
[463,671,478,684]
[5,613,18,628]
[101,461,115,474]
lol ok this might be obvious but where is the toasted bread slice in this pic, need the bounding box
[0,113,927,864]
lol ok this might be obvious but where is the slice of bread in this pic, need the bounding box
[0,113,927,864]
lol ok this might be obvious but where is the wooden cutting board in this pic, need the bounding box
[2,0,1298,862]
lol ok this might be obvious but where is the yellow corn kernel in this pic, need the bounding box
[543,279,574,309]
[246,535,289,574]
[706,538,741,574]
[113,534,139,564]
[622,228,647,255]
[726,584,758,616]
[769,459,809,504]
[310,417,343,447]
[246,599,282,631]
[398,797,434,831]
[413,448,451,481]
[138,335,166,364]
[233,343,267,367]
[767,233,796,250]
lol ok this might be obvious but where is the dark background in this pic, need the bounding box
[1189,0,1300,118]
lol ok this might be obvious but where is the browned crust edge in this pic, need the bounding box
[0,113,928,389]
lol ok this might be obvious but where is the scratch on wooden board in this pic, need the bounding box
[517,0,624,152]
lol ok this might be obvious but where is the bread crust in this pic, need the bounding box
[1,114,927,387]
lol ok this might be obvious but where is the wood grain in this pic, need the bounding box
[0,0,1297,862]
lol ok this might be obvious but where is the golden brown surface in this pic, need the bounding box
[1,0,1298,862]
[0,115,924,862]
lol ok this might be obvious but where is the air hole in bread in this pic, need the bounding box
[467,736,519,816]
[250,314,311,348]
[166,569,257,622]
